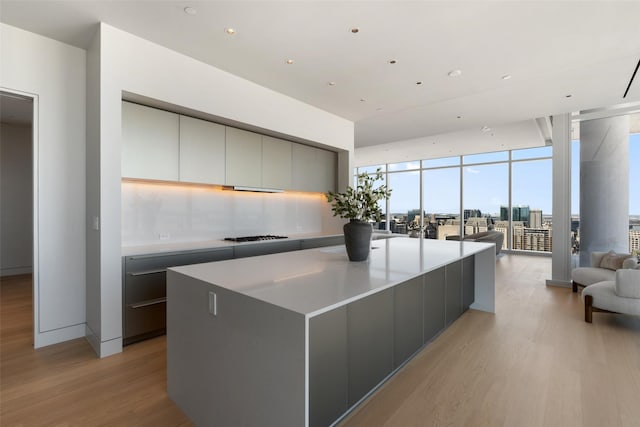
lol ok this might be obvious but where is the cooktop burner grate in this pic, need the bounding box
[224,235,288,242]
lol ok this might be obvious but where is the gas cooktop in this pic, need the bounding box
[224,235,288,243]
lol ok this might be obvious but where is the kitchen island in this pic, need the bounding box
[166,237,495,427]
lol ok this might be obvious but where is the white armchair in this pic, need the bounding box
[571,251,638,292]
[581,269,640,323]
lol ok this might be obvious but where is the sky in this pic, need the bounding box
[383,134,640,217]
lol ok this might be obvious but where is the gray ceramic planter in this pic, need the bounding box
[343,220,373,261]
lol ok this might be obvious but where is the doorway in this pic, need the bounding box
[0,90,35,345]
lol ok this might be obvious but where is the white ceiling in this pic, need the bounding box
[1,1,639,160]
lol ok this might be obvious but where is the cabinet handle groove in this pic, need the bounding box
[127,269,166,276]
[129,297,167,309]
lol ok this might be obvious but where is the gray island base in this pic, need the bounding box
[167,237,495,427]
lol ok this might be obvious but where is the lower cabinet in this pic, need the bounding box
[309,307,348,427]
[300,235,344,250]
[308,258,476,426]
[424,267,446,343]
[393,276,424,368]
[445,260,463,326]
[123,248,233,345]
[347,288,394,406]
[233,240,301,259]
[463,256,475,310]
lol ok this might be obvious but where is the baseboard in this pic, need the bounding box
[1,266,33,277]
[546,279,572,288]
[85,324,123,358]
[34,323,85,348]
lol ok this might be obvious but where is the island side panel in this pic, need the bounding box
[470,246,496,313]
[166,270,306,427]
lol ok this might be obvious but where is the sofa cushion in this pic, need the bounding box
[599,251,631,270]
[571,267,615,287]
[582,281,640,316]
[622,257,639,270]
[615,269,640,299]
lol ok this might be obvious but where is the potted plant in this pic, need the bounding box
[326,168,391,261]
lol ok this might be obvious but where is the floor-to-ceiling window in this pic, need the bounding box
[387,161,420,235]
[462,152,508,241]
[511,146,553,252]
[423,157,461,240]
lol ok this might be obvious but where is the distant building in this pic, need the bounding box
[437,224,460,240]
[464,209,482,220]
[464,217,488,235]
[530,209,543,229]
[630,230,640,253]
[501,205,531,226]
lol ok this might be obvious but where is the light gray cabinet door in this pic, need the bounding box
[462,256,475,310]
[347,288,393,406]
[393,276,424,368]
[121,101,179,180]
[262,136,292,189]
[292,144,337,193]
[179,116,225,184]
[317,147,337,193]
[445,260,463,325]
[424,267,446,343]
[225,127,262,187]
[309,307,348,427]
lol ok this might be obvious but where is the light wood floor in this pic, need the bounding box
[1,256,639,426]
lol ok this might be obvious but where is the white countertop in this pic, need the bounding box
[169,237,494,317]
[121,232,346,256]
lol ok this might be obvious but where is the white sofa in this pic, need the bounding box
[571,251,638,292]
[581,269,640,323]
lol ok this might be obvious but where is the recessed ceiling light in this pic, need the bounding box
[285,59,294,64]
[328,81,336,86]
[448,69,462,77]
[457,115,462,119]
[350,27,360,34]
[501,74,512,80]
[184,7,197,15]
[416,81,423,85]
[565,94,572,98]
[388,59,397,65]
[225,28,236,35]
[360,98,366,102]
[481,126,491,132]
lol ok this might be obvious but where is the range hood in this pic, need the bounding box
[223,185,284,193]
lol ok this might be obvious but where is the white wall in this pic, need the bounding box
[0,24,86,347]
[86,23,354,357]
[0,122,33,276]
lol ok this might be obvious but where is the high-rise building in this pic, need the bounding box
[501,205,531,226]
[530,209,543,229]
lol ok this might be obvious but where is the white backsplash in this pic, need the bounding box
[121,181,342,246]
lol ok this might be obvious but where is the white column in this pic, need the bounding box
[579,115,629,266]
[547,113,572,287]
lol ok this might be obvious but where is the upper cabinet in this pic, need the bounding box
[292,144,337,193]
[262,136,292,190]
[121,101,179,181]
[121,102,337,193]
[179,116,225,185]
[225,127,262,187]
